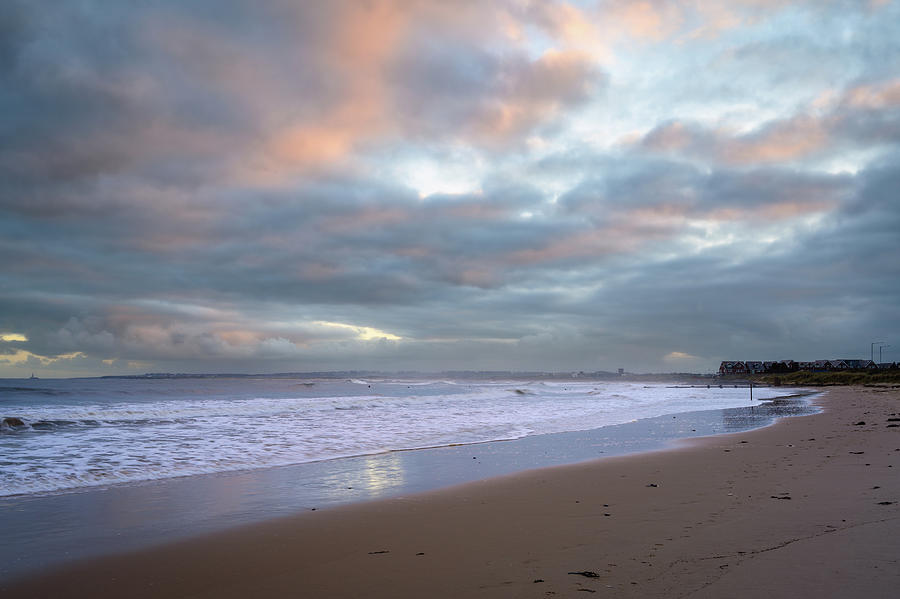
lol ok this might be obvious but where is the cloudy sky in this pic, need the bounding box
[2,0,899,377]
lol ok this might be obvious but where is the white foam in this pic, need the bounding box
[0,381,790,497]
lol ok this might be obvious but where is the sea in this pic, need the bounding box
[0,376,816,580]
[1,376,803,498]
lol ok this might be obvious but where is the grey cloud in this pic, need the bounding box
[0,1,32,73]
[2,171,551,314]
[2,1,899,375]
[1,150,860,362]
[559,157,852,219]
[831,97,900,146]
[576,163,900,363]
[637,78,900,168]
[1,0,603,192]
[3,143,891,372]
[389,35,604,144]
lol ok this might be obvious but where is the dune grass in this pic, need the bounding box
[751,370,900,386]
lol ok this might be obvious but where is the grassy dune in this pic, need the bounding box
[752,370,900,386]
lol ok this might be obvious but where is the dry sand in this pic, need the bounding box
[4,386,899,598]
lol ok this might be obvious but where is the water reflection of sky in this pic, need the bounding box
[317,453,408,502]
[1,395,820,582]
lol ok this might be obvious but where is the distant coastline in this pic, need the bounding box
[97,370,722,384]
[13,368,897,386]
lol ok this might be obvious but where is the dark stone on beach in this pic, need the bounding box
[646,483,659,487]
[533,579,544,583]
[888,424,899,428]
[887,418,900,422]
[770,495,792,500]
[568,571,600,578]
[877,501,895,505]
[416,552,425,556]
[368,550,390,554]
[1,417,25,428]
[854,421,866,425]
[577,589,597,593]
[850,451,865,454]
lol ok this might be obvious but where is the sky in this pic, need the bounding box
[2,0,899,377]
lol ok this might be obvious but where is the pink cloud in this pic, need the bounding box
[612,1,681,41]
[721,115,828,164]
[841,79,900,110]
[706,199,836,222]
[318,207,413,234]
[640,114,830,165]
[642,121,697,151]
[465,49,602,146]
[505,213,681,266]
[138,2,607,182]
[640,73,900,167]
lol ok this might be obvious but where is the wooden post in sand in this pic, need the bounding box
[750,381,753,401]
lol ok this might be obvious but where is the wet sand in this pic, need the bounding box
[4,386,899,598]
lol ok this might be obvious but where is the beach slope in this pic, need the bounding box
[4,386,899,598]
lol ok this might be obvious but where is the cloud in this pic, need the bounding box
[389,42,604,147]
[1,0,899,376]
[560,158,850,225]
[665,351,698,361]
[0,146,871,372]
[1,332,27,342]
[0,0,611,196]
[313,321,403,341]
[0,348,85,367]
[637,73,900,167]
[45,313,398,366]
[639,117,829,165]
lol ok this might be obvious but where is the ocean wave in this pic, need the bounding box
[0,386,70,396]
[0,380,802,498]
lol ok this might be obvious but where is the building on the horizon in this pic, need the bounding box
[718,359,891,375]
[718,361,747,375]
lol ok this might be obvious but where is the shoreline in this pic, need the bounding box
[2,387,815,501]
[0,393,815,582]
[1,379,792,502]
[6,387,899,597]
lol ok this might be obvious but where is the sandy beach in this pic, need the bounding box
[4,386,899,598]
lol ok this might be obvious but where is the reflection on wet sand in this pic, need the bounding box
[318,453,408,502]
[721,395,819,432]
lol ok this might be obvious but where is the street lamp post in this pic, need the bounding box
[872,341,885,362]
